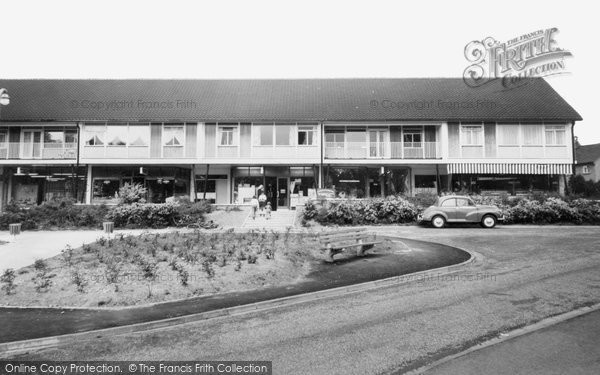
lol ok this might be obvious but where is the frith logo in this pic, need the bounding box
[463,28,572,89]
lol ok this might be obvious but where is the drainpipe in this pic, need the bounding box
[319,121,324,189]
[568,121,577,195]
[74,122,81,201]
[203,164,210,201]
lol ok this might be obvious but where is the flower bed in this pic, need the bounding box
[0,230,320,307]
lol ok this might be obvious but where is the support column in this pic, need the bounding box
[7,170,13,204]
[85,164,92,204]
[318,164,323,189]
[189,165,196,202]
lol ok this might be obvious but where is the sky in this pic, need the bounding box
[1,0,597,144]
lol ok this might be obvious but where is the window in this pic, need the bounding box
[128,125,150,146]
[254,124,273,145]
[218,126,237,146]
[0,131,7,149]
[325,132,344,143]
[275,124,293,146]
[497,124,519,146]
[65,130,77,145]
[298,126,316,145]
[415,175,436,188]
[441,198,456,207]
[106,124,127,146]
[582,165,590,174]
[84,125,106,146]
[545,125,566,145]
[44,131,64,145]
[403,128,423,147]
[461,125,483,145]
[456,198,474,207]
[522,124,543,145]
[163,125,184,146]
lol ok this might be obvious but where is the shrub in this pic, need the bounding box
[0,199,108,230]
[1,269,16,295]
[71,269,88,293]
[118,183,148,204]
[303,196,419,225]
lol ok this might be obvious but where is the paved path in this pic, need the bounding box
[0,237,468,343]
[0,228,181,271]
[242,209,296,230]
[424,308,600,375]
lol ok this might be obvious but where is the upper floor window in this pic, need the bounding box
[0,131,7,147]
[254,124,274,146]
[128,125,150,146]
[403,128,423,146]
[497,124,519,146]
[84,125,106,146]
[522,124,544,145]
[218,125,238,146]
[275,124,294,146]
[582,165,590,174]
[545,125,566,145]
[163,125,184,146]
[298,125,317,145]
[106,123,127,146]
[461,125,483,145]
[325,132,344,144]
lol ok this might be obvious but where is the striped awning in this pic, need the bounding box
[447,163,573,175]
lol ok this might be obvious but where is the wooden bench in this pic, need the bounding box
[319,228,382,262]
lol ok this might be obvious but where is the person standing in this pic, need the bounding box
[258,191,267,216]
[250,195,259,220]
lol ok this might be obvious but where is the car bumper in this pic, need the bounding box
[417,214,429,223]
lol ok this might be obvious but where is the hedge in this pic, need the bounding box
[302,195,600,226]
[0,199,212,230]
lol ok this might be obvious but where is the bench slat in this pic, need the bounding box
[322,240,382,250]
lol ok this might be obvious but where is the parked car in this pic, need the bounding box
[417,195,505,228]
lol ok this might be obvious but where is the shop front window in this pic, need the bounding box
[93,179,120,203]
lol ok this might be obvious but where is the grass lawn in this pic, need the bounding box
[0,229,321,307]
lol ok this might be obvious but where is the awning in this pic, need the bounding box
[447,163,572,175]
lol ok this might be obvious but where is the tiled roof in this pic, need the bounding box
[575,143,600,164]
[0,78,582,123]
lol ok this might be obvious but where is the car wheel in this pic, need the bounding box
[431,215,446,228]
[481,214,497,228]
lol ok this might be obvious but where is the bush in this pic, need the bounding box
[0,199,108,230]
[105,201,210,229]
[118,183,147,204]
[303,196,419,225]
[1,269,16,295]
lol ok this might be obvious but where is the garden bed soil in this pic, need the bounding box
[0,230,320,307]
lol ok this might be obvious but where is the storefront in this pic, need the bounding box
[5,166,86,205]
[91,166,190,204]
[232,165,317,210]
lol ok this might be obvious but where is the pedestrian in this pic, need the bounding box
[258,191,267,216]
[265,201,272,219]
[250,195,259,219]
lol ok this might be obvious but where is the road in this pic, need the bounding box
[12,226,600,375]
[424,308,600,375]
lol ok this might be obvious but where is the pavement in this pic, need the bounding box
[241,209,296,229]
[423,308,600,375]
[0,236,469,344]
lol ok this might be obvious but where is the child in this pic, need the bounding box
[265,201,272,220]
[250,195,259,219]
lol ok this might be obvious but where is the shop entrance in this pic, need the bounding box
[263,176,289,210]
